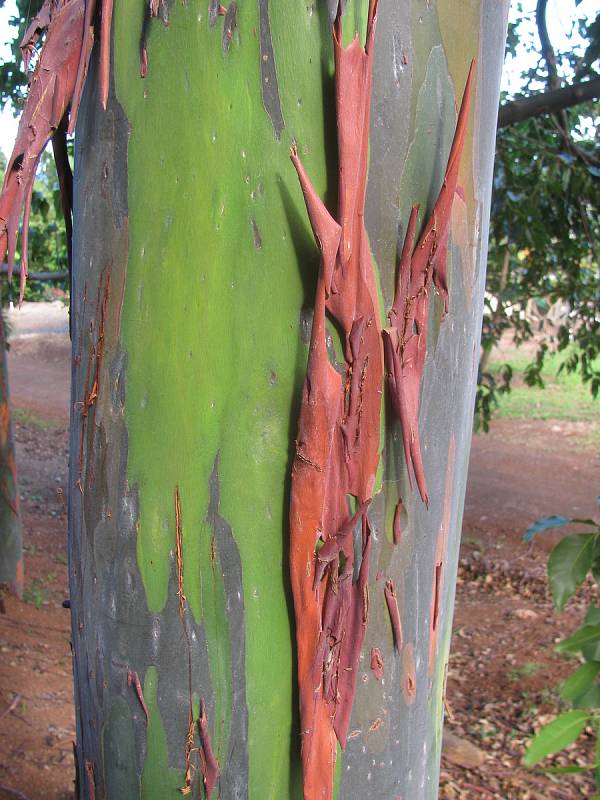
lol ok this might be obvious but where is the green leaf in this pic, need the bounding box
[560,662,600,703]
[524,710,589,766]
[548,534,596,610]
[573,684,600,710]
[524,517,598,543]
[581,609,600,661]
[524,516,573,542]
[556,623,600,654]
[586,607,600,626]
[593,539,600,584]
[543,764,598,774]
[595,717,600,788]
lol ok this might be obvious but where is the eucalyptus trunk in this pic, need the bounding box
[69,1,508,798]
[0,310,22,593]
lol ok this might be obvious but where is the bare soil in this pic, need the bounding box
[1,314,599,799]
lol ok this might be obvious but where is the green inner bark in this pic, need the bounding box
[113,2,335,796]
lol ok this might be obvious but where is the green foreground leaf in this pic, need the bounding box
[548,533,597,610]
[561,661,600,703]
[524,710,589,767]
[556,623,600,654]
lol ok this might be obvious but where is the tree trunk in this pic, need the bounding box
[69,1,508,798]
[0,310,22,593]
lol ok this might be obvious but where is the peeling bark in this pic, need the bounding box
[383,62,475,507]
[289,6,383,795]
[384,579,402,652]
[0,0,114,302]
[290,6,476,797]
[370,647,384,680]
[198,700,220,800]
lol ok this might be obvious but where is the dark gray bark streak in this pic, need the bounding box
[208,0,221,27]
[258,0,285,140]
[222,2,238,52]
[326,0,346,24]
[207,454,249,800]
[51,113,73,305]
[250,217,262,249]
[70,45,216,800]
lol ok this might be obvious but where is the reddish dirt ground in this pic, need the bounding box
[1,319,599,799]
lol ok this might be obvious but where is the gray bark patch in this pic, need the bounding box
[258,0,285,140]
[222,2,238,52]
[207,453,249,799]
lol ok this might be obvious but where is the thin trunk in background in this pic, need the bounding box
[0,309,22,595]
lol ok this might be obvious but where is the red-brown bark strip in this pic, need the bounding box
[384,579,402,652]
[428,437,455,675]
[384,61,475,506]
[393,498,403,545]
[289,4,382,796]
[99,0,114,109]
[127,669,149,724]
[402,643,417,705]
[69,0,97,134]
[77,266,110,486]
[174,488,202,798]
[174,487,192,794]
[181,706,195,796]
[370,647,384,680]
[0,1,84,302]
[0,0,114,302]
[198,700,220,800]
[175,487,186,620]
[84,759,96,800]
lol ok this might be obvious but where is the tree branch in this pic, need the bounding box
[531,0,600,166]
[536,0,560,90]
[498,77,600,128]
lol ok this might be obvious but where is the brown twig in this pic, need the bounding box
[0,693,21,722]
[0,784,33,800]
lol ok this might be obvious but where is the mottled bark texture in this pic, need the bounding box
[69,1,507,798]
[0,311,22,592]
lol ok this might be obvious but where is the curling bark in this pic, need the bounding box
[67,1,508,798]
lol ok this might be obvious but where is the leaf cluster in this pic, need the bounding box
[524,505,600,790]
[477,4,600,429]
[0,0,45,112]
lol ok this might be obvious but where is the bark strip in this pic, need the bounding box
[289,5,382,796]
[290,7,474,797]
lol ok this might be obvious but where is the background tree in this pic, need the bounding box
[478,0,600,426]
[0,301,21,596]
[0,132,21,595]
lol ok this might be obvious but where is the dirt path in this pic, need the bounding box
[1,307,599,798]
[466,418,600,549]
